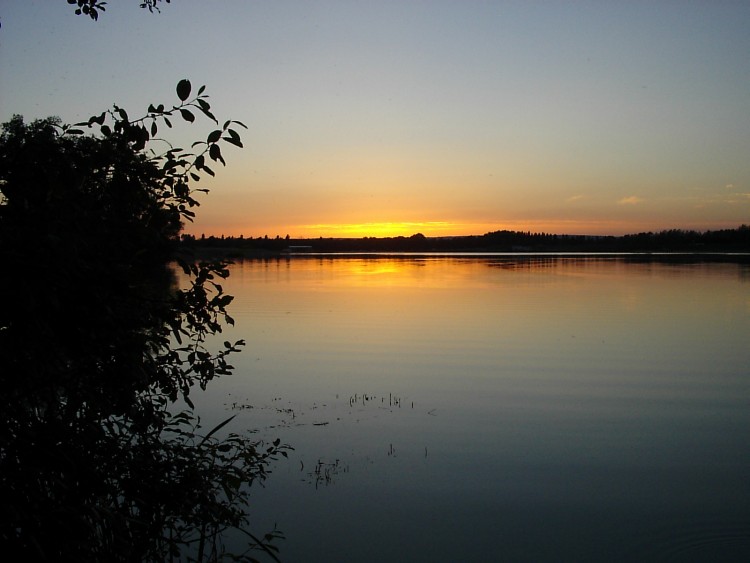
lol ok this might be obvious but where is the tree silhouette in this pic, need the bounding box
[0,83,287,562]
[66,0,171,21]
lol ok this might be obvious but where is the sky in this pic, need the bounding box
[1,1,749,238]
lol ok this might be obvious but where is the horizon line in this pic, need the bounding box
[183,224,749,241]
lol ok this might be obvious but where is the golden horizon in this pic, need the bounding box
[183,219,748,240]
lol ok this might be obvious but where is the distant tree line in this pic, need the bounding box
[182,225,750,256]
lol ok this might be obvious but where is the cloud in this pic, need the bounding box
[617,196,643,205]
[566,194,584,203]
[726,184,735,189]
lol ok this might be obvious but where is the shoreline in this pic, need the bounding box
[180,248,750,264]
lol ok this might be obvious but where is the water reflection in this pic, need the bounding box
[192,256,750,562]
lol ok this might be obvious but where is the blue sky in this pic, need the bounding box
[2,1,749,236]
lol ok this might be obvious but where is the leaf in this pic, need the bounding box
[150,121,157,136]
[176,79,192,102]
[88,112,105,126]
[200,414,237,445]
[209,143,223,163]
[176,258,192,275]
[180,109,195,123]
[200,106,217,123]
[207,129,222,144]
[184,393,195,409]
[223,135,243,148]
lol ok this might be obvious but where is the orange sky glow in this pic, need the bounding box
[2,3,749,239]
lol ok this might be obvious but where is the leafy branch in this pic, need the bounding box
[67,0,107,21]
[67,79,247,223]
[67,0,172,21]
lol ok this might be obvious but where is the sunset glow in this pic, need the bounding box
[296,222,462,238]
[2,3,749,238]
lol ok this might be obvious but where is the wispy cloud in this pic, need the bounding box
[617,196,643,205]
[566,194,584,203]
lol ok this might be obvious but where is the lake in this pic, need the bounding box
[190,255,750,562]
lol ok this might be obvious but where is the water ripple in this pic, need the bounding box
[630,520,750,562]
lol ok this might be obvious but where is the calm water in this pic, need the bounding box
[191,256,750,562]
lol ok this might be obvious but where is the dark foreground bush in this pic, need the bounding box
[0,84,288,562]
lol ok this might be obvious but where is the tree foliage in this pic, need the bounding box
[0,82,288,562]
[66,0,171,21]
